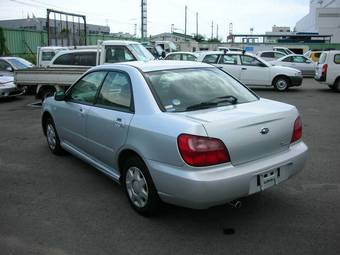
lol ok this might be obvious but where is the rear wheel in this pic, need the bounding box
[122,156,160,216]
[45,118,63,155]
[333,78,340,92]
[273,76,290,92]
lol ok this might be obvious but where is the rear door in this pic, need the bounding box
[315,52,328,80]
[86,71,134,171]
[215,54,241,79]
[240,55,270,85]
[55,71,107,153]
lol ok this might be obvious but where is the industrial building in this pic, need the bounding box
[295,0,340,43]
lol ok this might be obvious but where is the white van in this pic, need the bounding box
[315,50,340,92]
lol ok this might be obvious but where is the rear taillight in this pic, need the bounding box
[322,64,328,79]
[291,116,302,144]
[177,134,230,167]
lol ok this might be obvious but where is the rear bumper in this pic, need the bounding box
[289,76,303,87]
[147,142,308,209]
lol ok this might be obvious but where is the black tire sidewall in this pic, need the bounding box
[45,118,63,155]
[274,76,289,92]
[122,156,159,216]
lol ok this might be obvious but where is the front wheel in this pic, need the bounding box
[122,156,160,216]
[45,118,63,155]
[273,76,290,92]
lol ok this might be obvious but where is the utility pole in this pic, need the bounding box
[196,12,198,37]
[184,5,187,40]
[171,24,174,33]
[216,24,219,40]
[134,23,137,37]
[141,0,147,39]
[211,21,214,39]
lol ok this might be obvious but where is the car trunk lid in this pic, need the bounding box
[181,98,298,166]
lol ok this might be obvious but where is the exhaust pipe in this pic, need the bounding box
[228,200,242,209]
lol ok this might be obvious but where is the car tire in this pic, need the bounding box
[273,76,290,92]
[122,156,160,216]
[333,78,340,92]
[45,118,63,155]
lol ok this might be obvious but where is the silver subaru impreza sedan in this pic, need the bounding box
[41,61,308,215]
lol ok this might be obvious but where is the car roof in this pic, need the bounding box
[166,52,197,55]
[93,60,213,72]
[101,40,141,46]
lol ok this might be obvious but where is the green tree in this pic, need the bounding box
[193,34,205,42]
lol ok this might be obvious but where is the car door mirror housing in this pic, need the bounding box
[6,66,14,72]
[54,91,65,101]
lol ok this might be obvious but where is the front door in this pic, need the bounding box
[55,71,107,153]
[240,55,270,85]
[86,71,134,172]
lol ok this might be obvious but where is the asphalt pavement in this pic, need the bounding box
[0,79,339,255]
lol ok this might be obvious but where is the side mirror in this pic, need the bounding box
[6,66,14,72]
[161,51,166,59]
[54,91,65,101]
[306,60,312,64]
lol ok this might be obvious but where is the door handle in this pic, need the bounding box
[113,118,125,128]
[241,67,247,70]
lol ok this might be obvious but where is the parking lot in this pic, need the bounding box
[0,78,339,255]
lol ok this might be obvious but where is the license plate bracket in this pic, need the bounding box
[258,168,279,191]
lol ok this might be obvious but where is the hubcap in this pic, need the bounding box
[276,79,288,90]
[125,167,149,208]
[46,124,56,150]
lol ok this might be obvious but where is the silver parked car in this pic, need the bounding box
[0,75,25,98]
[271,54,316,77]
[42,61,308,215]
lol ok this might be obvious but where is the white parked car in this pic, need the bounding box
[256,50,287,61]
[196,51,303,91]
[315,50,340,92]
[271,54,316,77]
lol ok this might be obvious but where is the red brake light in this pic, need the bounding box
[322,64,328,78]
[291,116,302,144]
[177,134,230,167]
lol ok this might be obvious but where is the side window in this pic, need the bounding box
[183,54,197,61]
[202,54,219,64]
[78,52,96,66]
[282,56,292,62]
[274,52,285,59]
[68,71,107,104]
[105,46,136,63]
[0,60,11,70]
[53,53,74,65]
[292,56,306,63]
[240,55,263,67]
[166,54,181,60]
[334,54,340,64]
[219,55,238,65]
[261,52,274,58]
[96,72,132,110]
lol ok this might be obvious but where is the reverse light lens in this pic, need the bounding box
[177,134,230,167]
[291,116,302,143]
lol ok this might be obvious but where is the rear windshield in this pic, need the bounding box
[145,67,258,112]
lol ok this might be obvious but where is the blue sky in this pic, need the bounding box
[0,0,310,38]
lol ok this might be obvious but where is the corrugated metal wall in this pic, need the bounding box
[2,27,140,56]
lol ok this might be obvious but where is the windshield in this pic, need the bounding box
[7,58,33,69]
[145,67,258,112]
[129,44,155,61]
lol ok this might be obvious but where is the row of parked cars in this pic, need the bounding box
[164,47,340,92]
